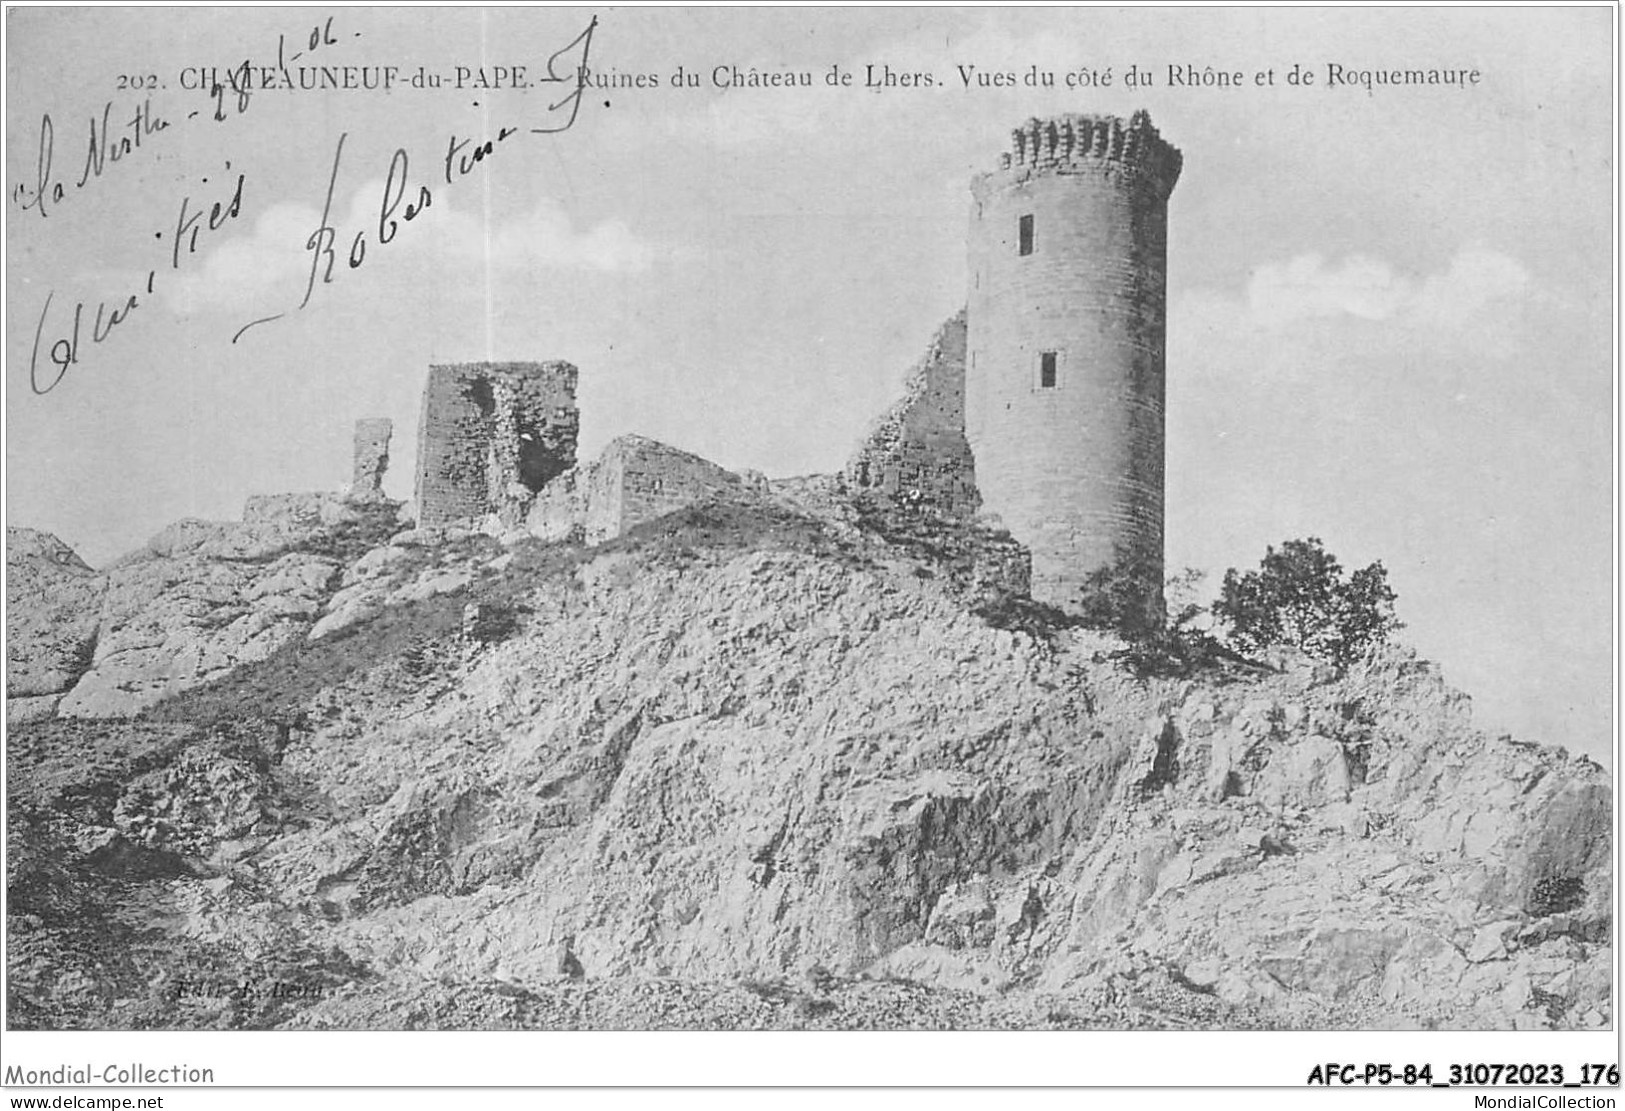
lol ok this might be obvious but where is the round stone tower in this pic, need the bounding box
[965,110,1181,616]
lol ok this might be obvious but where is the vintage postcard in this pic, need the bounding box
[3,3,1616,1095]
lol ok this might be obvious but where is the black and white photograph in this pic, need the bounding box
[2,2,1617,1097]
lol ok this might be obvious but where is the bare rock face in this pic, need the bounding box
[5,502,1612,1032]
[8,694,65,724]
[1038,653,1612,1028]
[317,547,1118,992]
[111,728,291,856]
[308,535,501,641]
[37,493,405,719]
[1253,732,1351,810]
[284,546,1607,1030]
[59,548,343,718]
[241,493,364,536]
[6,528,105,719]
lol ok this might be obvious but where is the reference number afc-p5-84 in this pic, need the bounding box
[1307,1062,1620,1087]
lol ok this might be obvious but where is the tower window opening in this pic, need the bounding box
[1018,214,1034,256]
[1039,351,1057,389]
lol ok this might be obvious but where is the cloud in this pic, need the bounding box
[1238,247,1530,331]
[166,185,654,313]
[165,204,324,314]
[1178,247,1532,354]
[1245,254,1413,326]
[1411,246,1531,326]
[432,197,653,272]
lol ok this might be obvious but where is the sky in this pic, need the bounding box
[4,6,1615,765]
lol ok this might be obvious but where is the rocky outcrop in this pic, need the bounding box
[308,532,504,642]
[5,499,1612,1031]
[241,492,368,536]
[27,490,406,720]
[6,528,104,723]
[1036,652,1612,1028]
[313,548,1109,990]
[59,546,343,718]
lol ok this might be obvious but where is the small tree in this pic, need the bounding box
[1212,537,1399,667]
[1074,555,1162,639]
[1074,561,1224,678]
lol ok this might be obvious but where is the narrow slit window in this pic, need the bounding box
[1018,214,1034,256]
[1039,351,1057,388]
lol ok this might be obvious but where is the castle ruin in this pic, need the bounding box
[844,110,1180,617]
[530,434,744,545]
[350,418,393,502]
[414,362,580,530]
[966,111,1181,614]
[843,312,980,515]
[411,111,1180,613]
[411,365,744,545]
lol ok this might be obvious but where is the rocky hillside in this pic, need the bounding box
[5,488,1611,1030]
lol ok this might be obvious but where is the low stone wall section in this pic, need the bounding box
[529,434,741,545]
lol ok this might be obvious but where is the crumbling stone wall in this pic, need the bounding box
[350,418,392,501]
[843,312,980,516]
[528,469,588,544]
[414,362,579,529]
[529,434,741,545]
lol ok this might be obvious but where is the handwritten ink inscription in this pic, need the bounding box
[236,15,597,342]
[13,100,172,222]
[30,168,246,395]
[17,13,599,397]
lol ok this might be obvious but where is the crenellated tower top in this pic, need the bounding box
[980,110,1183,202]
[965,107,1181,616]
